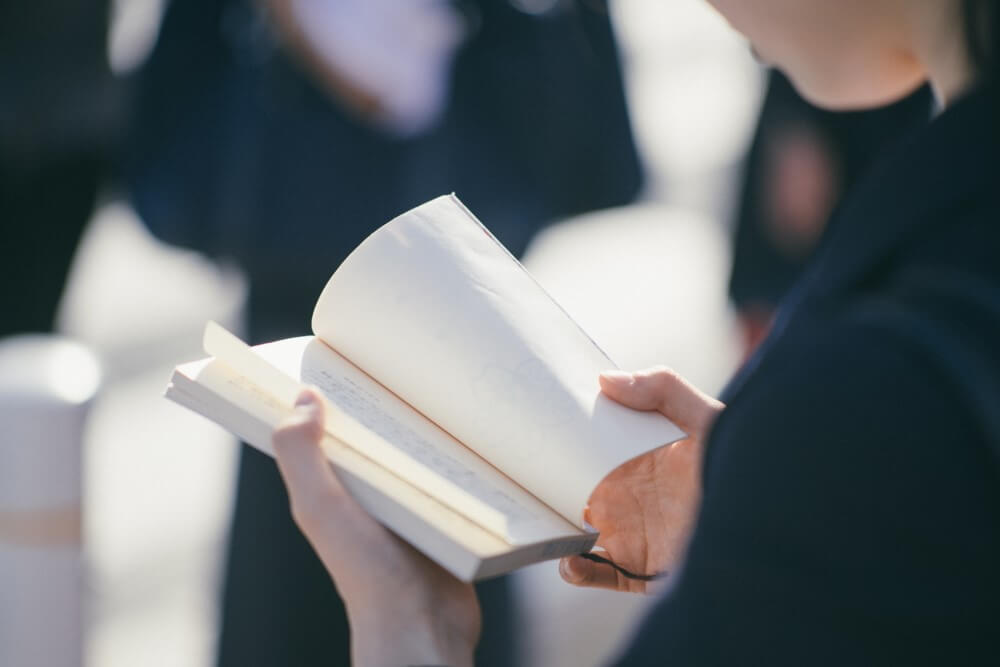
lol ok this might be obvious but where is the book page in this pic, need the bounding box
[311,194,686,528]
[202,326,581,545]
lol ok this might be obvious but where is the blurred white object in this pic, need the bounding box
[287,0,465,135]
[57,201,247,374]
[523,204,739,394]
[58,201,243,667]
[0,336,101,667]
[108,0,168,74]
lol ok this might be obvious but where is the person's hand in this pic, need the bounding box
[272,389,480,667]
[560,367,724,593]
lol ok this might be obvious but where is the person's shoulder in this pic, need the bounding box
[713,260,1000,483]
[704,308,996,568]
[731,313,963,435]
[712,288,994,479]
[634,309,1000,667]
[875,195,1000,405]
[901,182,1000,291]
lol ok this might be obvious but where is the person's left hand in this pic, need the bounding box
[559,368,724,594]
[272,389,480,667]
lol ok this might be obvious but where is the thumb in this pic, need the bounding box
[599,367,723,435]
[273,389,351,534]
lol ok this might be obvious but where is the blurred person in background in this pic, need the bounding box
[0,0,121,338]
[729,71,933,359]
[259,0,1000,664]
[125,0,641,664]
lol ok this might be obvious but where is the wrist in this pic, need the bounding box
[348,601,476,667]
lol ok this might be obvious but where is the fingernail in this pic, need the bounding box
[600,370,634,386]
[295,390,319,409]
[559,557,582,583]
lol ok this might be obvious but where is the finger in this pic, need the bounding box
[600,366,723,434]
[558,555,628,592]
[272,389,351,536]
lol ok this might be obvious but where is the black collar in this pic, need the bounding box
[805,85,997,301]
[720,86,998,404]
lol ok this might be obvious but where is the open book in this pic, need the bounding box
[166,195,685,581]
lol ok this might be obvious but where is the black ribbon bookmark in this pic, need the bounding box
[577,552,668,582]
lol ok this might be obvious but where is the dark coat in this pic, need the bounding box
[618,86,1000,665]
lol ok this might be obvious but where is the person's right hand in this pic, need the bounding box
[272,390,480,666]
[559,367,724,593]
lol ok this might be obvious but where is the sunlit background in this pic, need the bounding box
[15,1,764,664]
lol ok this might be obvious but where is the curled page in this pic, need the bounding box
[312,195,685,527]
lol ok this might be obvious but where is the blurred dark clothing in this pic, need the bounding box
[127,1,641,665]
[619,87,1000,665]
[729,72,933,314]
[0,0,118,336]
[0,0,120,165]
[0,156,105,337]
[127,0,641,340]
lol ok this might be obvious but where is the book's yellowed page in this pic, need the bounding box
[203,326,581,545]
[311,194,686,528]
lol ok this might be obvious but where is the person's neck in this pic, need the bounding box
[905,1,977,109]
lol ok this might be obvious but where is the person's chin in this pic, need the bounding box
[785,70,926,112]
